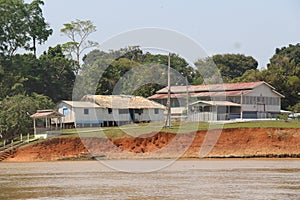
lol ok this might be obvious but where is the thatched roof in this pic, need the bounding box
[81,95,165,109]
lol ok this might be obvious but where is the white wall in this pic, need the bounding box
[58,101,165,125]
[242,84,281,113]
[58,102,75,124]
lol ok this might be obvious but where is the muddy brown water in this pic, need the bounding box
[0,160,300,199]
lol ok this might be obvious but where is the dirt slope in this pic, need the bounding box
[5,128,300,162]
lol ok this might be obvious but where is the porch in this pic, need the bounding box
[188,101,241,122]
[30,110,64,139]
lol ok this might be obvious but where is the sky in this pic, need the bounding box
[29,0,300,69]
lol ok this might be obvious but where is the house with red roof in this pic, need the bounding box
[148,81,284,121]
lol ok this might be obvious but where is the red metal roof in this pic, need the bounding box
[148,90,252,99]
[156,81,265,94]
[30,110,64,118]
[190,100,241,107]
[148,93,188,99]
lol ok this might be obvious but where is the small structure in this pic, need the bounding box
[30,110,64,139]
[57,95,165,127]
[188,100,241,121]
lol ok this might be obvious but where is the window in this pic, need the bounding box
[84,108,89,115]
[62,108,68,115]
[108,108,112,114]
[119,109,129,114]
[134,109,143,114]
[154,108,159,114]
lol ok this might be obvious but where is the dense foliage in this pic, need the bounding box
[0,93,54,140]
[263,44,300,109]
[0,0,52,56]
[79,47,203,98]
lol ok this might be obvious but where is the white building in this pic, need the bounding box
[57,95,165,127]
[149,81,284,121]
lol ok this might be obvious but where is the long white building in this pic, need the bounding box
[148,81,284,121]
[57,95,165,127]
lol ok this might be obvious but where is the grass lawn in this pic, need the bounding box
[60,120,300,139]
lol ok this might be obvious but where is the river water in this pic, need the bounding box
[0,160,300,199]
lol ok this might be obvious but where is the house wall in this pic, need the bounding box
[58,102,165,127]
[58,102,101,126]
[73,107,100,125]
[96,108,164,123]
[58,102,75,124]
[242,84,281,114]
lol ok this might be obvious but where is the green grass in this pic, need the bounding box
[59,120,300,140]
[223,120,300,129]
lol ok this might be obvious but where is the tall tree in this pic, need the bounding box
[195,54,258,83]
[0,0,52,56]
[212,54,258,82]
[263,44,300,109]
[60,19,98,74]
[25,0,53,56]
[37,45,76,102]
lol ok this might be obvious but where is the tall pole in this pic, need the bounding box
[240,92,243,119]
[165,53,171,128]
[186,77,189,119]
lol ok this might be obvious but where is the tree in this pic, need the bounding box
[263,44,300,109]
[60,19,98,74]
[25,0,53,56]
[212,54,258,82]
[195,57,222,84]
[79,47,202,98]
[231,69,263,83]
[0,46,75,102]
[36,45,76,102]
[194,54,258,83]
[0,93,54,140]
[0,0,52,56]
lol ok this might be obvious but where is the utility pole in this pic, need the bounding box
[240,92,243,120]
[186,77,189,119]
[165,53,171,128]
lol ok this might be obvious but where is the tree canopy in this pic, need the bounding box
[262,44,300,109]
[79,47,203,98]
[0,93,54,140]
[0,0,52,56]
[61,19,98,74]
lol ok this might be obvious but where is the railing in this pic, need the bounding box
[0,134,37,155]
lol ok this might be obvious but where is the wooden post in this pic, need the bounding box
[33,118,36,138]
[60,118,62,130]
[20,134,22,142]
[45,117,48,128]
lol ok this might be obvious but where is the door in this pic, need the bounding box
[129,109,135,122]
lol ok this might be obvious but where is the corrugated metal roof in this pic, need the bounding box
[190,90,252,97]
[148,90,251,99]
[156,81,265,94]
[148,93,188,99]
[81,95,165,109]
[62,101,100,108]
[30,110,64,118]
[190,101,241,107]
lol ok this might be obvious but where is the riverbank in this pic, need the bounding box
[4,128,300,162]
